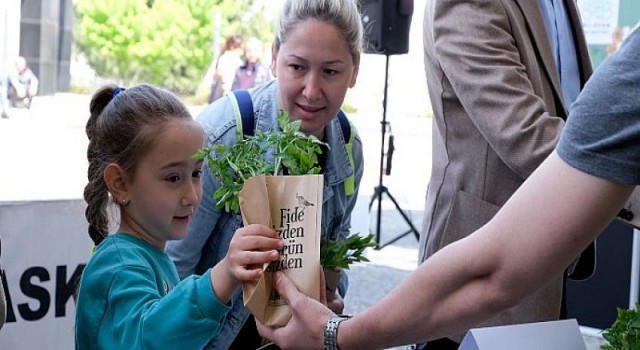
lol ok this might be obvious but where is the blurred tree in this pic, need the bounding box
[74,0,275,94]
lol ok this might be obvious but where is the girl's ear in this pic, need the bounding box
[104,163,129,204]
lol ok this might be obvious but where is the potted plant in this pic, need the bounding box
[320,233,377,300]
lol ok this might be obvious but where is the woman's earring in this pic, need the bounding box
[119,199,130,206]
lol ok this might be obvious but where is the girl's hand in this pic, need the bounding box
[210,224,282,303]
[227,224,283,281]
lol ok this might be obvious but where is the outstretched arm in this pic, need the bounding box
[258,152,634,349]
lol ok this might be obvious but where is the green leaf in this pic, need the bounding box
[602,305,640,349]
[193,148,209,161]
[320,233,378,270]
[202,110,328,213]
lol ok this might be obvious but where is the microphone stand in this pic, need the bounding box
[368,54,420,249]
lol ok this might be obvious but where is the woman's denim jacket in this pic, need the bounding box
[165,80,364,349]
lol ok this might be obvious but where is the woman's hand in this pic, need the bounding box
[321,267,345,313]
[326,291,345,314]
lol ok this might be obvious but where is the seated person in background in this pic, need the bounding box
[231,37,271,91]
[8,56,39,109]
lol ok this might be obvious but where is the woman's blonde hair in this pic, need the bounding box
[274,0,364,63]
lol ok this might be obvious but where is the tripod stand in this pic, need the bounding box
[368,54,420,249]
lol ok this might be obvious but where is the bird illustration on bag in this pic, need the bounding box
[296,193,315,213]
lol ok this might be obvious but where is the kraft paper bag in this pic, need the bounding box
[239,174,323,326]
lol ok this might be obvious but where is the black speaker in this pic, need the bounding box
[361,0,413,55]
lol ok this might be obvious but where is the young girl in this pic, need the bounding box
[75,84,283,349]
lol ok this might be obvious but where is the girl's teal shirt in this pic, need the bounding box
[75,233,230,349]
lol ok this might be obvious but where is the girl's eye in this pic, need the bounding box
[192,169,203,178]
[167,175,181,183]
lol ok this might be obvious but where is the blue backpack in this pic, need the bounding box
[228,89,356,196]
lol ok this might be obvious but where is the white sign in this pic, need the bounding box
[578,0,620,45]
[459,319,587,350]
[0,200,92,349]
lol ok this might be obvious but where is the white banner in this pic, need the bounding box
[0,200,92,349]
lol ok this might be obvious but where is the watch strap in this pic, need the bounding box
[324,315,351,350]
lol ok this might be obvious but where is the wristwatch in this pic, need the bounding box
[324,315,352,350]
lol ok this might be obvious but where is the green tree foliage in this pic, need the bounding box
[75,0,275,94]
[210,0,276,53]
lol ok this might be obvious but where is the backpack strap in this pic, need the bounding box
[228,89,356,196]
[228,89,254,138]
[337,111,356,197]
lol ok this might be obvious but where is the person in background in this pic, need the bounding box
[231,37,271,91]
[417,1,593,347]
[208,35,244,103]
[166,0,364,348]
[75,84,283,348]
[7,56,38,109]
[257,26,640,350]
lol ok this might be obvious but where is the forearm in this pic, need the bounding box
[29,81,38,95]
[338,236,506,349]
[338,153,634,349]
[210,259,237,304]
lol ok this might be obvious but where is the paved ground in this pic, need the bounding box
[0,94,607,349]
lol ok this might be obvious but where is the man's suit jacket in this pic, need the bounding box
[420,0,592,340]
